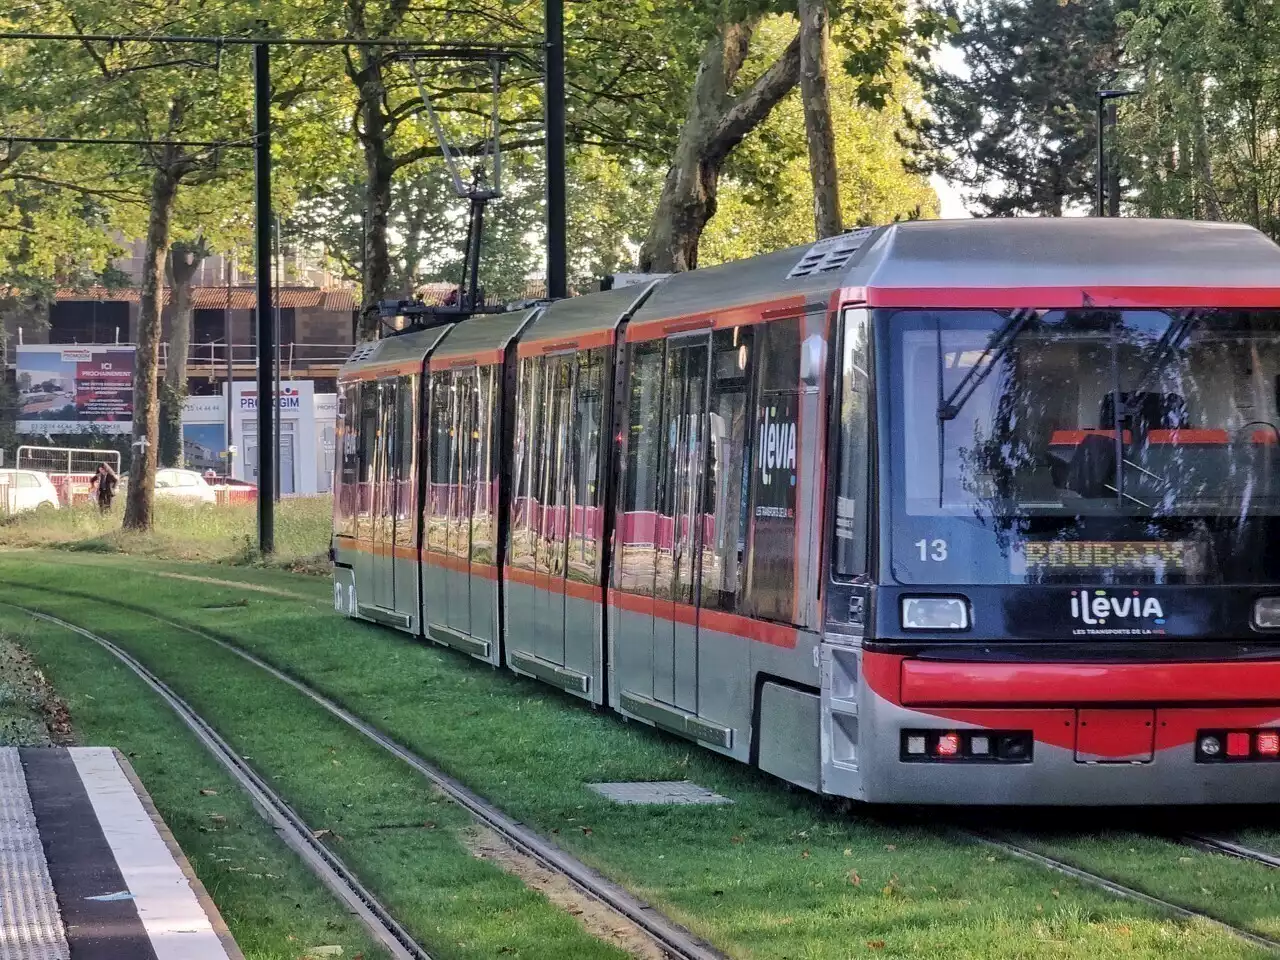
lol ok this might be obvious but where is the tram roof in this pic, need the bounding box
[338,322,454,380]
[517,280,661,355]
[854,218,1280,307]
[429,306,540,367]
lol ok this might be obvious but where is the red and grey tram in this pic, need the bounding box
[334,217,1280,804]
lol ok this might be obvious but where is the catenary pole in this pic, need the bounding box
[1096,93,1105,217]
[544,0,566,299]
[254,41,274,552]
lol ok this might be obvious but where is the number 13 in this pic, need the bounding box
[915,538,948,562]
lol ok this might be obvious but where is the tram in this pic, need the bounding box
[334,218,1280,804]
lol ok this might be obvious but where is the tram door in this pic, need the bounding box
[445,368,476,639]
[657,338,710,713]
[372,379,398,612]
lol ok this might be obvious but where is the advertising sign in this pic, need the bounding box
[15,345,134,435]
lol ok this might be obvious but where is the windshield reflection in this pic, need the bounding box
[885,308,1280,585]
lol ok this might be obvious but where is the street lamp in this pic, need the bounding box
[1097,89,1140,217]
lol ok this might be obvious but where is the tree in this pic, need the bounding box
[1120,0,1280,234]
[910,0,1126,216]
[700,26,937,264]
[160,236,211,467]
[640,0,935,272]
[799,0,842,237]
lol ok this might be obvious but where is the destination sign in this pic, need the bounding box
[1019,540,1195,572]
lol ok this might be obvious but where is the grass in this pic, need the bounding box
[0,496,333,571]
[0,582,636,960]
[0,552,1271,960]
[0,608,390,960]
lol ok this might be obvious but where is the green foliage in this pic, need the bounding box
[703,18,937,263]
[910,0,1127,216]
[1119,0,1280,232]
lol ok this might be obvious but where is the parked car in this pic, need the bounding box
[0,469,61,514]
[153,468,218,504]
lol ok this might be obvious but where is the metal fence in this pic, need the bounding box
[16,446,121,476]
[16,446,122,507]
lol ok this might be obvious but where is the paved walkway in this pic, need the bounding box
[0,747,241,960]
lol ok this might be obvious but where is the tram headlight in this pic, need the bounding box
[900,596,970,631]
[1253,597,1280,630]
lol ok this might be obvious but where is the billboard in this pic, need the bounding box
[16,345,134,435]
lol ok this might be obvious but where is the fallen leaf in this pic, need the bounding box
[843,848,852,857]
[801,850,810,859]
[848,870,862,886]
[867,940,886,950]
[731,836,743,844]
[884,844,897,851]
[199,788,218,796]
[423,822,436,830]
[581,827,593,836]
[209,814,226,827]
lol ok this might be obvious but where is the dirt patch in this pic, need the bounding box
[0,637,74,746]
[148,571,317,601]
[460,825,667,960]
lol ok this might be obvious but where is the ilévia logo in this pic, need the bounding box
[1070,589,1166,625]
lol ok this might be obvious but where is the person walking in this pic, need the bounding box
[88,462,118,514]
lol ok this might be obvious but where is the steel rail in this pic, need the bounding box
[0,603,432,960]
[967,830,1280,953]
[2,584,725,960]
[1183,834,1280,870]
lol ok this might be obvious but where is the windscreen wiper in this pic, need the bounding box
[937,308,1037,421]
[1119,309,1201,418]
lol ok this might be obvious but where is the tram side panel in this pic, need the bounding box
[609,310,828,785]
[504,345,610,703]
[421,364,504,664]
[332,372,422,634]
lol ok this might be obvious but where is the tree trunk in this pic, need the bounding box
[1192,82,1222,220]
[124,168,179,531]
[160,242,206,467]
[798,0,842,238]
[639,26,802,272]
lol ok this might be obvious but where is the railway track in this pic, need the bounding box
[1183,833,1280,870]
[9,579,1280,957]
[967,830,1280,953]
[0,603,432,960]
[0,587,725,960]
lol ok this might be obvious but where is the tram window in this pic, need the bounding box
[426,372,452,555]
[542,356,574,577]
[449,371,475,560]
[745,317,803,624]
[568,349,606,583]
[356,380,379,540]
[834,308,870,577]
[617,341,665,596]
[510,357,544,572]
[336,382,360,538]
[471,366,498,567]
[700,327,753,612]
[659,338,710,606]
[395,375,416,547]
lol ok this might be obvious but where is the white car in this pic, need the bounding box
[0,470,61,514]
[153,468,218,504]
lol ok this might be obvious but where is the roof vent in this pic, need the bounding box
[787,228,877,280]
[347,341,379,364]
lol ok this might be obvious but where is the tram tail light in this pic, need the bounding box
[935,733,961,757]
[901,730,1032,763]
[1197,729,1280,761]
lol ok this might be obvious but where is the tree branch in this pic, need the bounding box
[709,30,802,165]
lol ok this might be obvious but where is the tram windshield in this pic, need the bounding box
[882,308,1280,585]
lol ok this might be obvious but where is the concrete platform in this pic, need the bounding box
[0,747,242,960]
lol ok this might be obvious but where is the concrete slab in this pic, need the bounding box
[586,780,733,806]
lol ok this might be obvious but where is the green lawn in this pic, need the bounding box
[0,496,333,572]
[0,552,1270,960]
